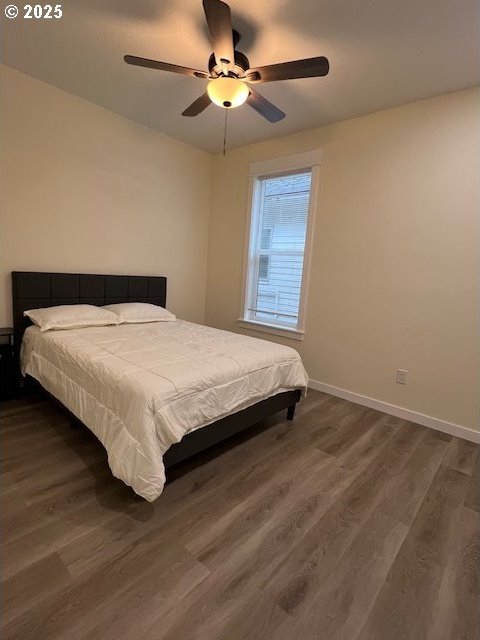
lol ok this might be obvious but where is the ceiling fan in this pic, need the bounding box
[124,0,329,123]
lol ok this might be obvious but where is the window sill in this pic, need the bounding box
[237,319,305,341]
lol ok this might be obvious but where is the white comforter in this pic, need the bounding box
[21,321,308,500]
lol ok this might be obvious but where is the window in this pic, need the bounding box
[241,150,320,339]
[258,254,270,281]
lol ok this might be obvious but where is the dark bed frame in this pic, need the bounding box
[12,271,300,469]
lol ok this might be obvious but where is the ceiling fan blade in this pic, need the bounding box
[246,56,329,83]
[202,0,235,71]
[247,89,285,123]
[182,93,212,117]
[124,55,209,79]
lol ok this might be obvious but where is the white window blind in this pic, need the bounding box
[245,170,312,329]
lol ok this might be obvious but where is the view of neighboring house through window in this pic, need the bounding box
[243,169,313,332]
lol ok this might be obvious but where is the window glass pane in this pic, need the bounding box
[260,228,272,250]
[258,255,270,280]
[248,171,312,327]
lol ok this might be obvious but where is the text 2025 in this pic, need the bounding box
[24,4,62,19]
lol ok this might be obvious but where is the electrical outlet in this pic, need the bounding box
[395,369,408,385]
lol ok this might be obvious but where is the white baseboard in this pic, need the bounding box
[308,379,480,444]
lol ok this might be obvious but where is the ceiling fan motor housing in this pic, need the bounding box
[208,50,250,79]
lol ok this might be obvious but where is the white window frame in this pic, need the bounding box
[239,149,321,341]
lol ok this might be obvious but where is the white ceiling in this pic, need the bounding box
[3,0,479,153]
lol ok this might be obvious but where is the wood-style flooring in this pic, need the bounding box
[1,390,479,640]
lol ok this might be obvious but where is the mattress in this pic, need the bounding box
[21,320,308,501]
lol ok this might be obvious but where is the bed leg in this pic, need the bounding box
[287,404,296,421]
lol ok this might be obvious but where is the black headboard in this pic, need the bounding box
[12,271,167,350]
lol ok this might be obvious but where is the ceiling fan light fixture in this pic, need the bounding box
[207,77,249,109]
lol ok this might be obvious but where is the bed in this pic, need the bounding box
[13,271,308,501]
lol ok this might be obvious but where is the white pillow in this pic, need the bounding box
[102,302,176,324]
[24,304,120,332]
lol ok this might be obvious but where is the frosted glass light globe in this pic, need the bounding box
[207,77,249,109]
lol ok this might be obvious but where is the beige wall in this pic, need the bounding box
[206,88,480,431]
[0,65,213,325]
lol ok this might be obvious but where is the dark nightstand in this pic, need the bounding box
[0,327,16,401]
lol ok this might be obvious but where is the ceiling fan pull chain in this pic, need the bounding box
[223,108,228,156]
